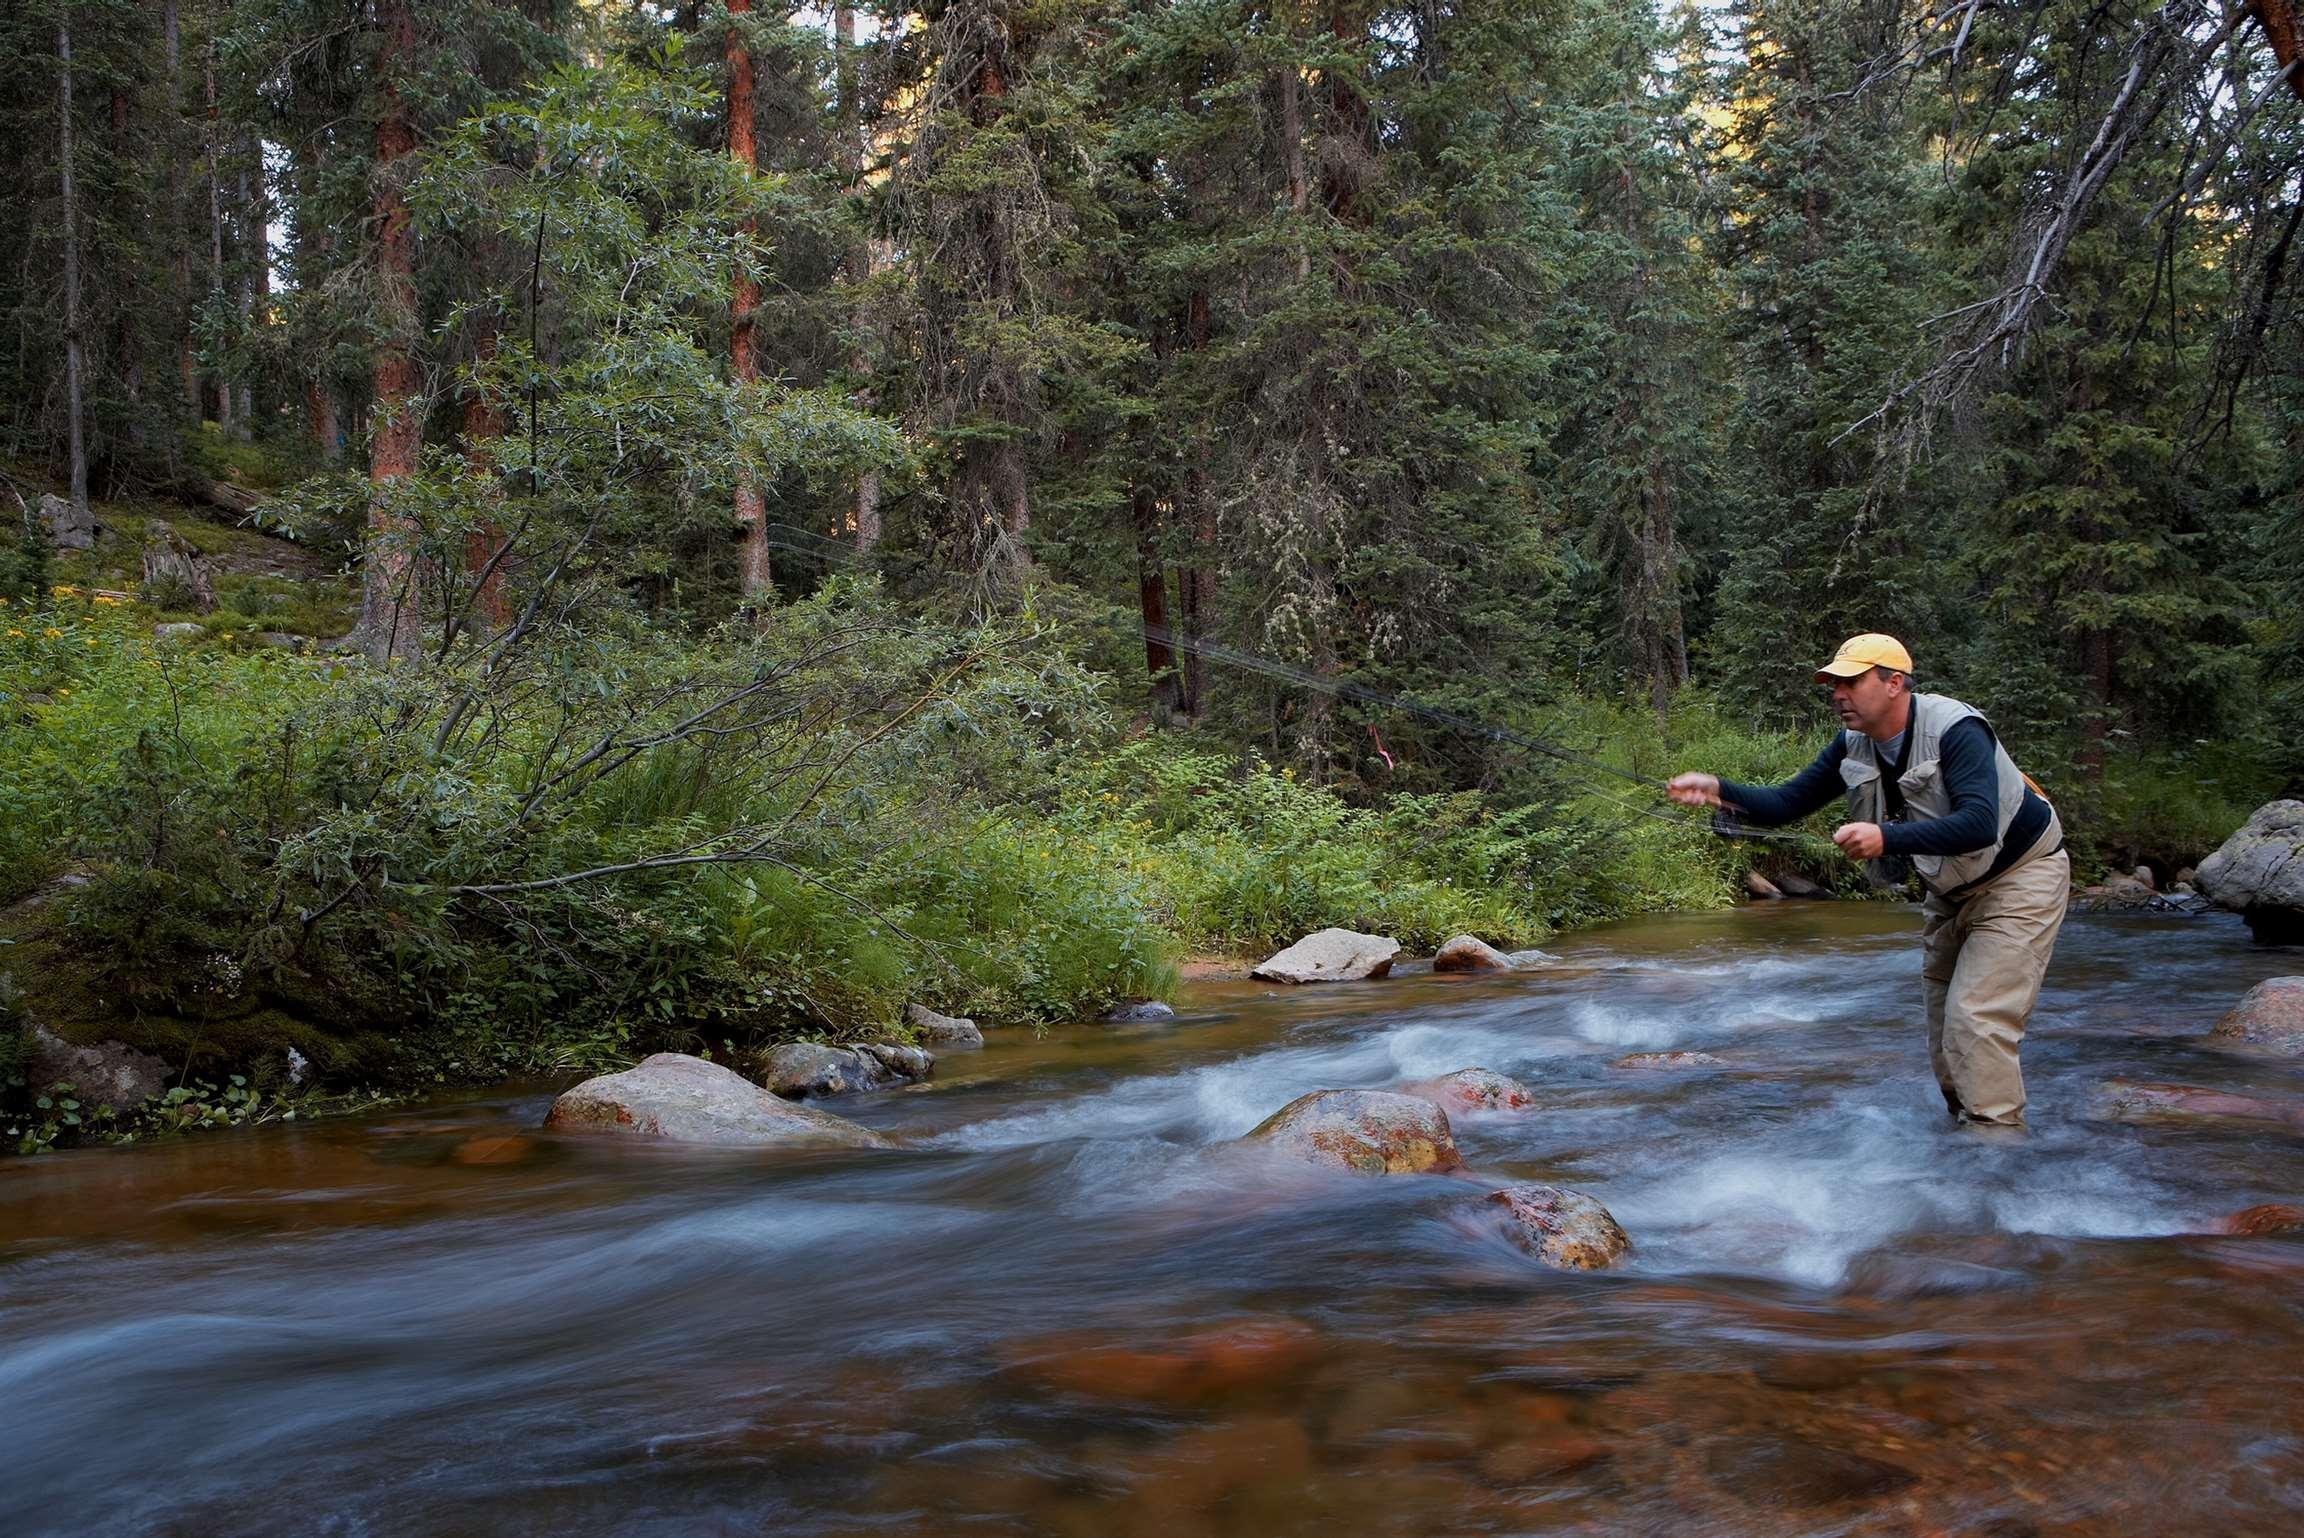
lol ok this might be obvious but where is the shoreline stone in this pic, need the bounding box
[757,1041,930,1100]
[2195,800,2304,943]
[1252,928,1400,985]
[906,1003,982,1048]
[1432,935,1511,973]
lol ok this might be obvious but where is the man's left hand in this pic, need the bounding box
[1832,822,1886,860]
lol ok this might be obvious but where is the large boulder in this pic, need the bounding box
[906,1003,982,1048]
[1251,928,1400,984]
[2210,977,2304,1052]
[37,491,95,552]
[543,1052,891,1148]
[1481,1184,1631,1271]
[1401,1066,1536,1114]
[27,1024,169,1112]
[757,1041,930,1100]
[1432,935,1511,973]
[1244,1089,1461,1175]
[2195,801,2304,943]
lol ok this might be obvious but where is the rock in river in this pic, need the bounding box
[1252,928,1400,984]
[1481,1184,1631,1271]
[758,1041,930,1099]
[2084,1079,2304,1130]
[1402,1066,1536,1113]
[1245,1089,1461,1174]
[1432,934,1511,972]
[2195,800,2304,943]
[1102,1000,1177,1024]
[905,1002,983,1048]
[2217,1203,2304,1237]
[1611,1050,1727,1071]
[2210,977,2304,1052]
[544,1052,892,1148]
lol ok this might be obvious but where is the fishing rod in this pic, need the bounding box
[753,523,1841,852]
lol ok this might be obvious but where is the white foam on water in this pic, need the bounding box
[1566,997,1686,1050]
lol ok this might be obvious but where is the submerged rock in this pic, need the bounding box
[1432,934,1511,972]
[1102,999,1177,1024]
[1611,1050,1727,1071]
[2195,800,2304,943]
[544,1052,892,1148]
[1504,948,1560,968]
[1251,928,1400,984]
[905,1003,982,1048]
[1245,1088,1461,1174]
[1001,1317,1319,1407]
[1772,871,1826,898]
[1482,1184,1631,1271]
[2085,1079,2304,1130]
[2210,977,2304,1052]
[27,1025,169,1112]
[2217,1203,2304,1236]
[1401,1066,1536,1113]
[757,1041,929,1099]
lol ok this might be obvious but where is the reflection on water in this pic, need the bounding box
[4,903,2302,1536]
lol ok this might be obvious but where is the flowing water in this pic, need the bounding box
[4,903,2303,1537]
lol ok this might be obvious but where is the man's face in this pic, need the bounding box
[1829,668,1903,737]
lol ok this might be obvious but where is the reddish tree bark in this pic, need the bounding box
[357,0,425,662]
[727,0,773,603]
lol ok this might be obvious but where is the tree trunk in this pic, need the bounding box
[204,45,232,434]
[727,0,773,605]
[166,1,199,418]
[234,160,256,438]
[1130,482,1179,720]
[460,309,512,638]
[358,0,425,664]
[834,2,882,551]
[1177,288,1215,717]
[57,19,88,522]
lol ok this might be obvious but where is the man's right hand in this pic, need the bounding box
[1666,772,1722,808]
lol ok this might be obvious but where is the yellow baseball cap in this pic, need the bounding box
[1814,633,1913,682]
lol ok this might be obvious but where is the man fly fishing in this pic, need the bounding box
[1666,635,2069,1131]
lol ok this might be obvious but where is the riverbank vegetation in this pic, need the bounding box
[4,0,2302,1143]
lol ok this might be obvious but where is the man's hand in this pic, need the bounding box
[1666,773,1721,808]
[1833,822,1886,860]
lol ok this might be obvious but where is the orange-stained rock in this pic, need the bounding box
[544,1052,894,1148]
[1245,1089,1462,1174]
[450,1134,535,1166]
[1611,1050,1727,1071]
[1432,934,1512,972]
[2219,1203,2304,1236]
[1401,1066,1536,1114]
[1004,1317,1320,1407]
[2210,977,2304,1051]
[1482,1184,1631,1270]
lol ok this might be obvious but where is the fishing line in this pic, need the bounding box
[752,524,1842,852]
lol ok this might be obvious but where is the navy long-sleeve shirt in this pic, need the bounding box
[1719,717,2050,871]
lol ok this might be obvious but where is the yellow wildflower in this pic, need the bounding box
[92,595,119,607]
[5,628,21,639]
[84,636,99,646]
[51,584,78,596]
[56,687,71,697]
[43,627,63,639]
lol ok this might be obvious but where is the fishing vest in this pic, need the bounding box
[1838,692,2029,897]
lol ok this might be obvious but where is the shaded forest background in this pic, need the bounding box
[5,0,2304,1113]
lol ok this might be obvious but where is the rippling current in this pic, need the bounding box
[4,903,2302,1537]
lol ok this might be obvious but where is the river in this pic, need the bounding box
[4,903,2301,1536]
